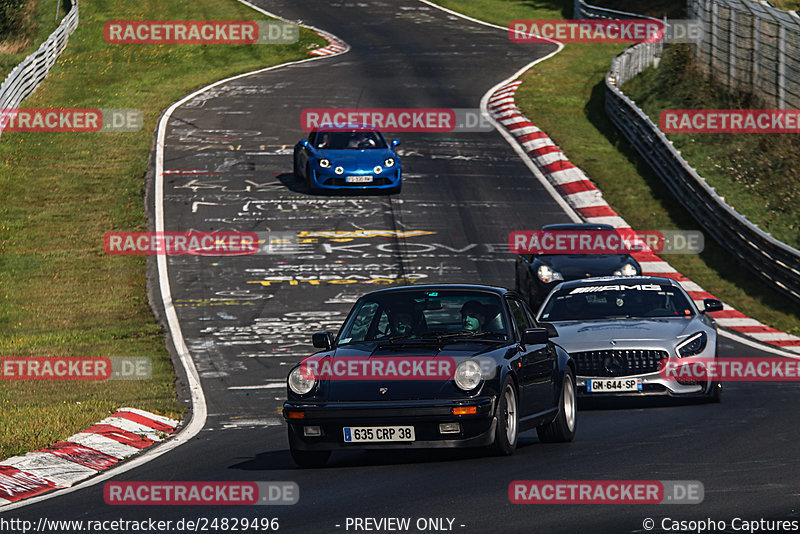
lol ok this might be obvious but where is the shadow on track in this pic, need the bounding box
[276,172,401,197]
[578,395,714,411]
[227,439,556,471]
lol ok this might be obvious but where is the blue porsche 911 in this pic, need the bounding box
[293,124,402,194]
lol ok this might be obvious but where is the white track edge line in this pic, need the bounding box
[421,0,800,356]
[0,2,349,512]
[419,0,579,222]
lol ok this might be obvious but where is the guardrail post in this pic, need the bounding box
[752,14,760,97]
[711,1,719,77]
[778,25,787,109]
[0,1,78,141]
[728,9,736,89]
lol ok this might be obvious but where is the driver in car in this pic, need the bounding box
[460,301,487,333]
[348,132,377,149]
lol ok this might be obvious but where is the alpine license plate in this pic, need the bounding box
[343,426,415,442]
[586,378,643,393]
[346,175,373,183]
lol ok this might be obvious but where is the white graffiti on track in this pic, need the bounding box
[182,82,294,108]
[199,311,344,348]
[243,263,459,276]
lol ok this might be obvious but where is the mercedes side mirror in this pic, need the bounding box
[703,298,723,313]
[540,322,559,338]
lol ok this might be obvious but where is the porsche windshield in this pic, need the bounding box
[539,283,695,321]
[338,290,509,344]
[314,130,387,150]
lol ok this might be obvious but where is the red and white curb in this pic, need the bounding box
[0,2,351,512]
[487,81,800,354]
[0,408,177,506]
[308,28,349,56]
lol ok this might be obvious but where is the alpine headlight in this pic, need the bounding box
[454,360,482,391]
[384,157,395,168]
[614,263,638,276]
[334,166,344,175]
[319,158,332,169]
[537,264,564,283]
[676,332,707,358]
[289,366,316,395]
[373,165,383,174]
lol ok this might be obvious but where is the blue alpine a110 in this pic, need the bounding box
[293,124,402,193]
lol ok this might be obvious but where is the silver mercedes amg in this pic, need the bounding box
[535,276,723,402]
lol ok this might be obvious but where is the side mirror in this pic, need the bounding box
[540,322,559,338]
[522,328,549,346]
[703,298,723,313]
[301,139,311,149]
[391,139,401,147]
[312,332,334,350]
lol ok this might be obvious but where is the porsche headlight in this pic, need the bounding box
[319,158,332,169]
[614,263,638,276]
[454,360,482,391]
[537,264,564,283]
[676,332,707,358]
[384,157,395,168]
[289,366,316,395]
[334,166,344,175]
[373,165,383,174]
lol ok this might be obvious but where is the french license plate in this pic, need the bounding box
[346,175,373,183]
[343,426,415,442]
[586,378,643,393]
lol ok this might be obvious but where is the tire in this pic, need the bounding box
[537,368,577,443]
[290,448,330,468]
[305,164,317,193]
[705,381,722,403]
[293,154,302,181]
[488,377,519,456]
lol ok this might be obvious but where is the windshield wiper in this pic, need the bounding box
[374,335,441,346]
[420,330,506,343]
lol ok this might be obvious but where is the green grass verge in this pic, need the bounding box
[0,0,68,78]
[770,1,800,11]
[589,0,685,18]
[624,44,800,250]
[0,0,326,460]
[434,0,800,335]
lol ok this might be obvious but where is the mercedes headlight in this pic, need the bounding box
[334,166,344,175]
[373,165,383,174]
[384,157,395,168]
[614,263,638,276]
[289,366,316,395]
[454,360,482,391]
[319,158,332,169]
[676,332,707,358]
[537,264,564,283]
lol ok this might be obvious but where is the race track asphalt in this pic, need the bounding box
[8,2,800,533]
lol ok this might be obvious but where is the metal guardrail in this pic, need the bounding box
[689,0,800,110]
[0,0,79,140]
[575,0,800,304]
